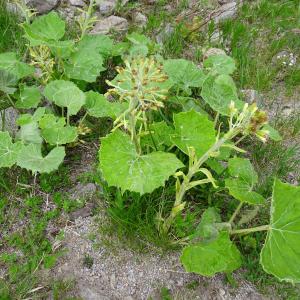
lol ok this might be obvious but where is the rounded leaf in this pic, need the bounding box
[260,179,300,283]
[99,130,184,194]
[17,144,65,174]
[171,110,216,158]
[181,232,242,276]
[43,80,86,115]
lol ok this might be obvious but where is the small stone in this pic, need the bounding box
[97,0,129,15]
[218,0,234,4]
[69,0,85,7]
[156,23,174,44]
[69,183,97,200]
[203,48,226,59]
[110,273,116,288]
[25,0,59,14]
[2,108,19,136]
[133,12,148,27]
[210,29,222,43]
[68,202,96,221]
[241,89,262,106]
[90,16,129,34]
[213,2,238,23]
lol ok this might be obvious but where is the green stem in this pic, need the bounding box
[1,110,5,131]
[79,111,88,126]
[129,111,141,155]
[7,94,15,108]
[80,0,95,40]
[229,202,243,225]
[214,112,220,129]
[162,127,242,234]
[230,225,270,235]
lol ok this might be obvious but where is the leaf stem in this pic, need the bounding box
[229,202,243,225]
[162,127,242,234]
[230,225,270,235]
[1,110,5,131]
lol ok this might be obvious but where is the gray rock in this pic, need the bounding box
[241,89,262,107]
[133,12,147,27]
[96,0,129,15]
[69,202,96,221]
[210,29,222,43]
[213,2,238,23]
[69,0,85,7]
[5,3,24,17]
[25,0,59,14]
[203,48,226,60]
[90,16,129,34]
[156,23,174,44]
[1,108,19,136]
[69,183,97,200]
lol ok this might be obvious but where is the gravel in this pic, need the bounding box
[51,216,268,300]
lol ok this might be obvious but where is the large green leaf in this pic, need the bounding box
[43,80,86,115]
[84,91,126,118]
[0,132,22,168]
[39,113,77,145]
[0,52,34,80]
[15,85,41,109]
[260,179,300,283]
[64,50,105,83]
[164,59,205,90]
[201,74,244,116]
[99,130,184,194]
[181,232,241,276]
[23,12,65,45]
[0,70,18,95]
[203,54,236,75]
[16,109,46,144]
[171,110,216,158]
[42,126,77,146]
[225,157,264,205]
[17,144,65,174]
[141,121,174,151]
[191,207,222,242]
[76,34,114,57]
[17,122,42,145]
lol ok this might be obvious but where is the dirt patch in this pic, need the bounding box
[50,215,270,300]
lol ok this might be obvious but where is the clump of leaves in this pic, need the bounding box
[98,51,300,284]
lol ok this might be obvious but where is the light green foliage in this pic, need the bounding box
[0,132,22,168]
[43,80,86,115]
[41,121,78,146]
[201,74,243,116]
[263,124,282,142]
[203,54,236,75]
[191,207,221,242]
[181,232,242,276]
[64,48,105,83]
[225,157,264,205]
[16,108,46,145]
[99,130,183,194]
[172,110,216,158]
[0,52,34,80]
[141,121,174,150]
[15,85,41,109]
[84,91,126,118]
[260,179,300,283]
[77,34,114,57]
[164,59,205,91]
[23,11,65,45]
[0,69,18,95]
[17,144,65,173]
